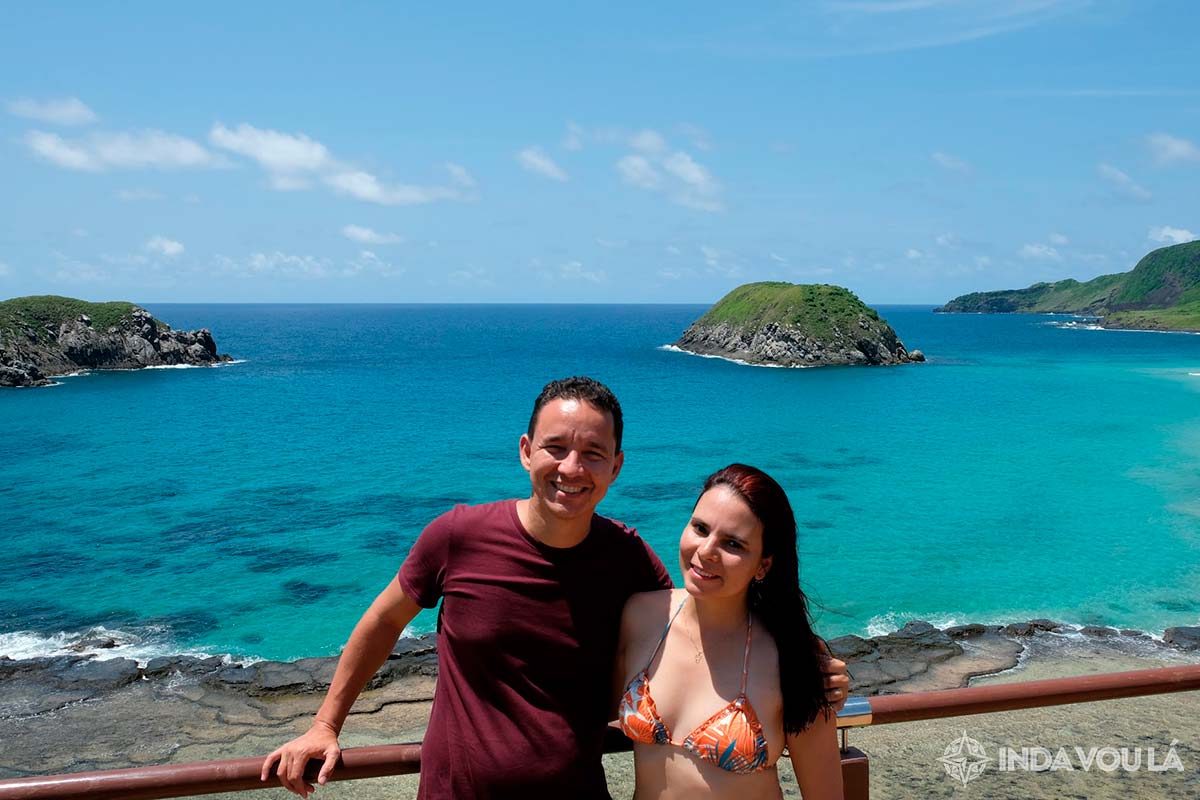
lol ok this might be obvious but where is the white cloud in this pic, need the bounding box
[1048,232,1069,245]
[25,130,219,171]
[770,252,788,264]
[26,131,98,170]
[932,151,972,173]
[209,122,468,205]
[448,266,495,288]
[1147,133,1200,166]
[516,147,569,182]
[209,122,330,174]
[245,251,331,278]
[7,97,97,126]
[117,188,163,201]
[617,155,661,189]
[0,261,10,277]
[557,260,605,283]
[145,236,184,257]
[935,233,960,247]
[562,122,585,152]
[325,170,457,205]
[342,224,403,245]
[1019,243,1062,261]
[975,255,992,268]
[905,248,923,260]
[699,245,741,277]
[629,129,668,154]
[344,249,404,278]
[595,238,627,249]
[1148,226,1197,245]
[665,245,682,256]
[1097,163,1152,201]
[662,151,722,211]
[678,124,712,152]
[445,162,476,189]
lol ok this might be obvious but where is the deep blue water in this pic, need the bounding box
[3,305,1200,662]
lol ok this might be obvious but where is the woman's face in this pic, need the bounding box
[679,485,772,600]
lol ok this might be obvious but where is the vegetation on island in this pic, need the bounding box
[676,281,921,367]
[0,296,153,344]
[695,282,883,342]
[0,295,227,388]
[936,241,1200,331]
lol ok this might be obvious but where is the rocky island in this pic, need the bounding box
[674,282,924,367]
[936,240,1200,331]
[0,295,233,387]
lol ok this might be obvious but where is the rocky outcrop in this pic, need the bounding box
[0,303,232,387]
[674,283,924,367]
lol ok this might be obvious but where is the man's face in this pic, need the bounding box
[520,397,624,522]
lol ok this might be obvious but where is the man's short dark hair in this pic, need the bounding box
[528,377,624,452]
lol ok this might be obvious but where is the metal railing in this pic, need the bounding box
[2,664,1199,800]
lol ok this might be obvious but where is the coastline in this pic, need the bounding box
[4,622,1199,798]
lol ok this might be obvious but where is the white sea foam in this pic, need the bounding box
[0,627,229,667]
[658,344,809,369]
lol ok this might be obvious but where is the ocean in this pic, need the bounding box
[2,304,1199,664]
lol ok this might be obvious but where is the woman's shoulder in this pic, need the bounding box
[620,588,680,633]
[623,587,678,614]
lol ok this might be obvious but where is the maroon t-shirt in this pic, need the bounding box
[398,500,671,799]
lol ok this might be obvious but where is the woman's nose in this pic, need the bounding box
[698,536,719,560]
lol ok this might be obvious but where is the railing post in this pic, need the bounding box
[840,746,869,800]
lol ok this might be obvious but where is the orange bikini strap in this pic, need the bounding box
[645,596,689,670]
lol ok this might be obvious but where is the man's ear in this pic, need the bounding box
[756,555,773,581]
[519,434,532,470]
[611,450,625,481]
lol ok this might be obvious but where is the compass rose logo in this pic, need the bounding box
[938,730,992,786]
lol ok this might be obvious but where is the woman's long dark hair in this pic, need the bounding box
[700,464,829,733]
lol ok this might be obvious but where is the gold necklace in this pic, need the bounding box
[682,624,704,664]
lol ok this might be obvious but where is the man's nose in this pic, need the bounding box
[560,449,585,473]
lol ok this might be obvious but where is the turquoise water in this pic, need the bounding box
[3,305,1200,663]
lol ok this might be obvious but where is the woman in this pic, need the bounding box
[616,464,843,799]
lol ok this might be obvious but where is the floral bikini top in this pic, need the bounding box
[618,598,770,774]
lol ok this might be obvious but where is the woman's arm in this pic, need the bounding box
[786,708,844,800]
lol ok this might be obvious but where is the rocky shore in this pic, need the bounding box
[0,297,232,387]
[3,621,1199,797]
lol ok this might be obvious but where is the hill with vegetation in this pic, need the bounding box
[935,241,1200,331]
[674,282,923,367]
[0,295,232,387]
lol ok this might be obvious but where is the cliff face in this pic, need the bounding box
[674,282,923,367]
[935,241,1200,331]
[0,297,233,387]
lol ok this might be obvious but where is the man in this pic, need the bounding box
[262,377,848,798]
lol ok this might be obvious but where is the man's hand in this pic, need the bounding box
[260,720,342,798]
[819,650,850,712]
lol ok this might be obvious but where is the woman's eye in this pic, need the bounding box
[724,539,744,551]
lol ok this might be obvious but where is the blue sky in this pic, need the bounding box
[2,1,1198,303]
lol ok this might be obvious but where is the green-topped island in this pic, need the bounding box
[936,241,1200,331]
[0,295,233,387]
[674,282,924,367]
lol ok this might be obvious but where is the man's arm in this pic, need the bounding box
[260,579,423,798]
